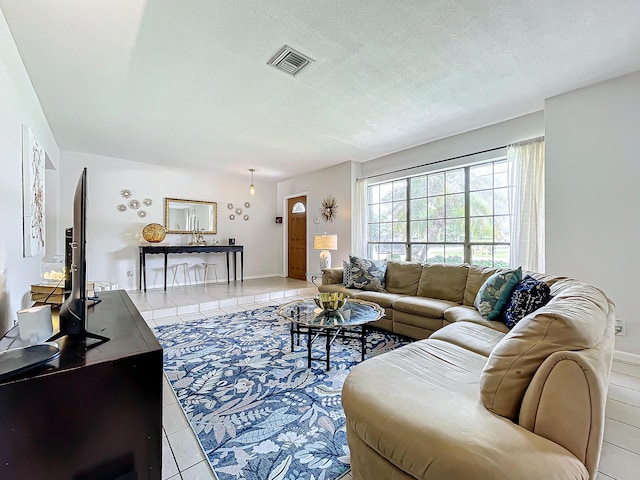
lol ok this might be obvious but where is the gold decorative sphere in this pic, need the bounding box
[142,223,166,243]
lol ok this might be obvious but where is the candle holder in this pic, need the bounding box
[189,228,207,246]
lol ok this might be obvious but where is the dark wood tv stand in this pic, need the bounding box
[0,290,163,480]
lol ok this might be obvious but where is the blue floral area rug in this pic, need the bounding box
[154,306,409,480]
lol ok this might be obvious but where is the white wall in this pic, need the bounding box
[0,10,60,334]
[276,161,354,275]
[546,71,640,355]
[361,112,545,179]
[59,151,280,290]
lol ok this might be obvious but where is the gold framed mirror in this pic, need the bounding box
[164,198,217,234]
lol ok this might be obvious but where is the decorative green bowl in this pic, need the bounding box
[314,292,348,311]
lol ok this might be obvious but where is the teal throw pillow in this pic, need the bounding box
[346,255,387,292]
[474,267,523,320]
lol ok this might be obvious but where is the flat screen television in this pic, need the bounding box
[50,168,108,345]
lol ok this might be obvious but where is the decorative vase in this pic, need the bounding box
[142,223,167,243]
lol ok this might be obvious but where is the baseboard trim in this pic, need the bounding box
[613,350,640,365]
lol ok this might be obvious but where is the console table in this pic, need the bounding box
[139,244,244,292]
[0,290,163,480]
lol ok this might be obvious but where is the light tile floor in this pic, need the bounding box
[131,278,640,480]
[599,361,640,479]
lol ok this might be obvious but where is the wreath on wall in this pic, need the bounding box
[320,196,338,222]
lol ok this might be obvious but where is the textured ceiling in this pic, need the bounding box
[1,1,640,181]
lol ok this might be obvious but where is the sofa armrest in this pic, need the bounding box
[519,329,614,480]
[321,267,343,285]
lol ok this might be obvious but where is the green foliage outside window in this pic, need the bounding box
[367,160,512,268]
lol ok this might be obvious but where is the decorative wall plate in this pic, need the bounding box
[120,189,132,198]
[138,210,147,218]
[229,214,235,220]
[143,198,153,206]
[244,202,251,208]
[243,214,249,221]
[129,199,140,209]
[116,204,127,212]
[320,195,338,222]
[227,203,234,209]
[235,208,243,215]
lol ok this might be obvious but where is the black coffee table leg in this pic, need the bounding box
[361,325,366,362]
[326,329,331,371]
[307,328,312,369]
[290,322,294,352]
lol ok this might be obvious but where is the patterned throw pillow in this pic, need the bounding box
[474,267,522,320]
[345,255,387,292]
[342,260,353,287]
[501,275,551,328]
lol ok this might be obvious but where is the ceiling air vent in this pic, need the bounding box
[267,45,314,76]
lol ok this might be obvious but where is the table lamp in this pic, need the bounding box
[313,233,338,269]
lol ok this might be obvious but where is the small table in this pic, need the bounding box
[138,244,244,292]
[278,298,384,370]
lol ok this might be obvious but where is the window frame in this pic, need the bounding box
[366,158,511,268]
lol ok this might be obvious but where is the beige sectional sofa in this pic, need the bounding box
[320,262,512,339]
[320,261,615,480]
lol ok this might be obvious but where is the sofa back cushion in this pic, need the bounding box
[385,261,423,295]
[417,264,469,303]
[479,279,610,421]
[463,265,497,306]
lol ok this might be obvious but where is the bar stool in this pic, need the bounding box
[201,262,220,284]
[170,263,191,286]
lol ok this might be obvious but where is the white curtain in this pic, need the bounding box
[508,137,545,272]
[353,178,368,257]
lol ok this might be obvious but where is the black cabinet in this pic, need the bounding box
[0,291,163,480]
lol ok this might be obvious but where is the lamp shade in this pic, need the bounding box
[313,234,338,251]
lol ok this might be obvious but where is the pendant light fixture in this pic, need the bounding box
[249,168,256,195]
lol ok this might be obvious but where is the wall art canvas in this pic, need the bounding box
[22,125,46,257]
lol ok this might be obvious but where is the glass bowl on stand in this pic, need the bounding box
[313,292,348,312]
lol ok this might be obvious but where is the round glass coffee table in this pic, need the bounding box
[278,298,384,370]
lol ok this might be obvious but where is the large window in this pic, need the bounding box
[367,159,511,268]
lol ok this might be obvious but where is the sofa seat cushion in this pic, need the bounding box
[444,306,510,333]
[480,279,611,421]
[343,340,589,480]
[392,311,443,338]
[392,296,458,318]
[352,291,404,308]
[430,322,507,357]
